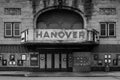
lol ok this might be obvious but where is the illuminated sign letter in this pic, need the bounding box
[35,29,87,43]
[73,32,77,38]
[51,32,57,38]
[79,31,85,39]
[36,31,42,38]
[65,31,72,38]
[44,31,49,38]
[58,31,65,38]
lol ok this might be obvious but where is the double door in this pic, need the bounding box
[39,53,71,71]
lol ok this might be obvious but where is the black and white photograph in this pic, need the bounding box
[0,0,120,80]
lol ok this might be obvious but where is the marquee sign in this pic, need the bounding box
[21,29,99,43]
[35,29,87,42]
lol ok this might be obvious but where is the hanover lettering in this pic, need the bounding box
[36,30,86,40]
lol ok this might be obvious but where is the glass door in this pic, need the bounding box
[54,54,60,69]
[39,54,45,69]
[61,54,67,69]
[39,52,71,72]
[46,54,52,69]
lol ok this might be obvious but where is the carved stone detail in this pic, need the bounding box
[99,8,116,15]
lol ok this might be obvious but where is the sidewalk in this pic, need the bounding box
[26,72,120,77]
[0,71,28,76]
[0,71,120,77]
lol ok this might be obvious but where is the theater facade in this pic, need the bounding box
[0,0,120,72]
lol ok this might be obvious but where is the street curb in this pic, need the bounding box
[0,72,120,77]
[24,72,120,77]
[24,74,120,77]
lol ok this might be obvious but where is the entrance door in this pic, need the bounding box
[46,54,52,69]
[54,54,60,69]
[39,54,45,69]
[61,54,67,69]
[39,52,70,71]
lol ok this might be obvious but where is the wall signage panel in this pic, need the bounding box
[21,29,99,43]
[35,29,87,42]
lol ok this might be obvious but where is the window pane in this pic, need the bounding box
[30,54,39,66]
[15,30,20,35]
[100,23,107,36]
[6,23,12,29]
[6,30,12,35]
[109,24,114,30]
[101,24,106,30]
[5,23,12,37]
[101,30,106,35]
[13,23,20,36]
[109,23,115,36]
[14,23,19,29]
[109,30,114,35]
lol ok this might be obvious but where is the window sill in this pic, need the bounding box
[4,36,21,38]
[100,36,116,38]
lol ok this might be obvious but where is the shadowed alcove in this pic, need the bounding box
[36,9,84,29]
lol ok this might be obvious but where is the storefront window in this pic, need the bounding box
[2,59,7,66]
[30,53,39,66]
[98,59,102,65]
[21,54,26,61]
[10,55,15,61]
[113,59,118,65]
[108,55,111,58]
[94,54,98,60]
[117,54,120,60]
[17,60,23,66]
[105,55,108,58]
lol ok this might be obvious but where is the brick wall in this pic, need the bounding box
[0,0,33,44]
[91,0,120,44]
